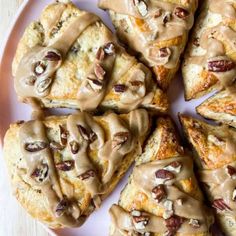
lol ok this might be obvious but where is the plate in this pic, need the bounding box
[0,0,214,235]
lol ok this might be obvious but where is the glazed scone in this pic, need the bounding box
[197,89,236,128]
[98,0,198,90]
[3,109,150,228]
[182,0,236,100]
[13,1,168,113]
[109,117,213,236]
[180,114,236,235]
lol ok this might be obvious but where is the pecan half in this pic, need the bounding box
[155,169,175,180]
[174,7,190,19]
[94,63,106,80]
[44,51,61,61]
[56,160,75,171]
[165,215,184,236]
[36,77,53,94]
[34,61,46,76]
[152,185,166,203]
[212,198,231,211]
[69,141,80,154]
[78,170,95,180]
[50,141,64,151]
[25,141,47,152]
[96,47,105,60]
[24,76,36,86]
[114,84,127,93]
[159,47,171,58]
[208,60,235,72]
[112,132,129,149]
[104,42,115,55]
[227,165,236,178]
[55,199,68,217]
[59,125,69,146]
[31,163,49,182]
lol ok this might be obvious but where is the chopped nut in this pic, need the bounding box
[36,77,53,94]
[25,141,47,152]
[69,141,80,154]
[134,0,148,17]
[114,84,127,93]
[227,165,236,179]
[212,198,231,211]
[189,219,200,228]
[31,163,49,182]
[104,42,115,55]
[164,161,182,174]
[50,141,64,151]
[78,125,90,141]
[34,61,46,76]
[152,185,166,203]
[130,80,144,87]
[174,7,190,19]
[132,214,149,230]
[155,169,175,181]
[55,199,68,217]
[208,59,235,72]
[163,12,172,24]
[193,37,200,47]
[24,76,37,86]
[159,47,171,58]
[56,160,75,171]
[87,76,103,91]
[44,51,61,61]
[94,63,106,80]
[78,170,95,180]
[59,125,69,146]
[165,215,184,236]
[112,132,129,149]
[96,47,105,60]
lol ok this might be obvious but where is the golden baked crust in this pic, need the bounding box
[99,0,198,90]
[12,1,168,113]
[196,89,236,128]
[3,110,150,228]
[182,0,236,100]
[179,114,236,235]
[109,117,213,236]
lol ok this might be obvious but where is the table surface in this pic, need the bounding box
[0,0,49,235]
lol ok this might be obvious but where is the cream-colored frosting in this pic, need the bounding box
[110,156,210,235]
[99,0,194,68]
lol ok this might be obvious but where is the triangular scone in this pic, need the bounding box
[180,115,236,235]
[196,90,236,128]
[182,0,236,100]
[99,0,198,90]
[3,109,150,228]
[12,1,168,113]
[109,117,213,236]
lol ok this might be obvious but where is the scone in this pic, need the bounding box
[180,114,236,235]
[12,1,168,113]
[98,0,198,90]
[109,117,213,236]
[182,0,236,100]
[3,109,150,228]
[197,89,236,128]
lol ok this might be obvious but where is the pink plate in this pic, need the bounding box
[0,0,216,235]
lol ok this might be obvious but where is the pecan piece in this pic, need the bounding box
[55,199,68,217]
[212,198,231,211]
[114,84,127,93]
[78,170,95,180]
[25,141,47,152]
[132,213,149,230]
[59,125,69,146]
[56,160,75,171]
[227,165,236,179]
[164,161,182,173]
[77,125,90,141]
[130,80,144,87]
[94,63,106,80]
[44,51,61,61]
[152,185,166,203]
[155,169,175,180]
[36,77,53,94]
[112,132,129,149]
[208,60,235,72]
[24,76,36,86]
[104,42,115,55]
[34,61,46,76]
[50,141,64,151]
[96,47,105,60]
[159,47,171,58]
[69,141,80,154]
[31,163,49,182]
[174,7,190,19]
[87,76,103,91]
[165,215,184,236]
